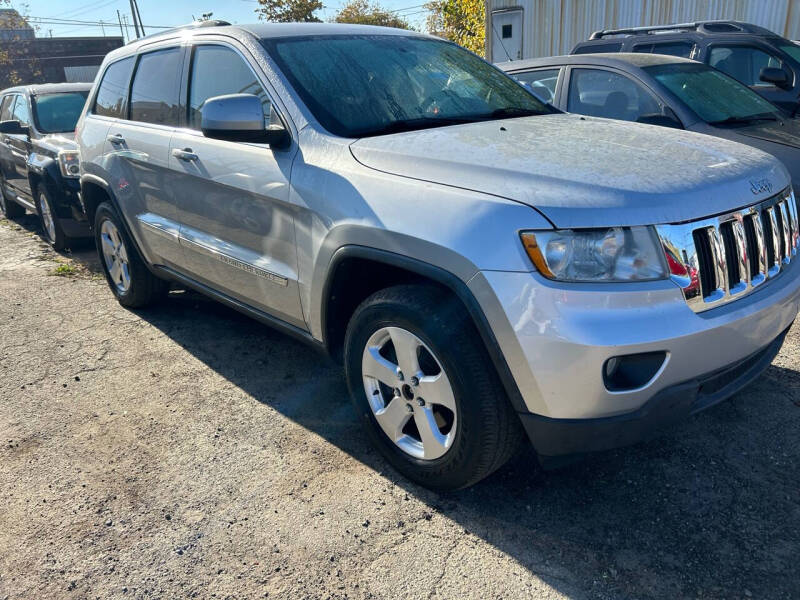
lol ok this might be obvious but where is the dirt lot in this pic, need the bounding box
[0,215,799,600]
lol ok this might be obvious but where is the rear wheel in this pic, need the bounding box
[36,186,69,250]
[94,202,168,307]
[344,284,524,491]
[0,175,25,218]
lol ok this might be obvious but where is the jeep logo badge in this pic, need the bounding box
[749,178,773,195]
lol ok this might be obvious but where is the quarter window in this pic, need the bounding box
[567,68,661,122]
[633,42,694,58]
[512,68,560,103]
[188,45,272,130]
[708,45,784,87]
[0,95,15,121]
[130,48,183,126]
[11,94,30,125]
[94,57,135,118]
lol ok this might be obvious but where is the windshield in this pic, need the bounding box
[261,35,552,138]
[644,62,779,124]
[32,91,89,133]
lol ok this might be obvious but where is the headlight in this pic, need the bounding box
[57,150,80,179]
[520,226,667,282]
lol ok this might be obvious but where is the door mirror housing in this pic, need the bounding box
[635,112,683,129]
[0,120,28,136]
[759,67,791,89]
[200,93,290,148]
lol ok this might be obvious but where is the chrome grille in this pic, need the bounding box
[657,188,799,313]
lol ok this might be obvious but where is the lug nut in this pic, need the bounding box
[406,403,414,413]
[416,398,425,407]
[393,388,401,397]
[397,371,404,381]
[410,376,419,387]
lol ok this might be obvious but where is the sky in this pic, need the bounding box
[16,0,430,40]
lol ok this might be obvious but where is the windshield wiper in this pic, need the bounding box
[357,117,476,137]
[486,107,547,119]
[709,114,780,125]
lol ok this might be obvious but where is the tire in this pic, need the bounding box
[344,284,524,491]
[94,201,168,308]
[36,186,69,251]
[0,174,25,218]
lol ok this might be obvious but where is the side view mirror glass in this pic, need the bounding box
[635,112,683,129]
[759,66,791,89]
[0,120,28,135]
[201,93,290,148]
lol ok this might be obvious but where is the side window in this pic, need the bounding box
[11,94,30,125]
[708,45,783,87]
[512,68,560,103]
[94,57,135,118]
[633,42,694,58]
[567,68,661,122]
[188,44,272,130]
[573,42,622,54]
[130,48,183,126]
[0,95,15,121]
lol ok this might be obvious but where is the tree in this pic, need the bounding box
[255,0,323,23]
[425,0,484,56]
[0,3,40,87]
[332,0,409,29]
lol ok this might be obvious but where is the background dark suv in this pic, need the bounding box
[572,21,800,114]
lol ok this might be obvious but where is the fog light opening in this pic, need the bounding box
[603,351,667,392]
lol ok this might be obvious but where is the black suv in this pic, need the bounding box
[0,83,91,249]
[572,21,800,114]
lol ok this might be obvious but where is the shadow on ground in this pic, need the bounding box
[118,287,800,598]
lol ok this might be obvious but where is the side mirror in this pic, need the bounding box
[201,93,290,148]
[635,112,683,129]
[0,120,28,135]
[759,67,791,89]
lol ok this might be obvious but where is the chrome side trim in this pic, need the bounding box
[179,234,289,287]
[137,213,180,241]
[656,187,798,313]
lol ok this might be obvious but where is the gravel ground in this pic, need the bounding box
[1,214,799,600]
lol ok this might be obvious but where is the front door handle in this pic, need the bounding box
[107,134,125,144]
[172,148,198,162]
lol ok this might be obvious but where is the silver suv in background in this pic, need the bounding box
[76,22,800,490]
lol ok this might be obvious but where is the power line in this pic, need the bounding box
[27,15,173,30]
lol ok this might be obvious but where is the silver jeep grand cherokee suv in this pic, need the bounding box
[76,22,800,490]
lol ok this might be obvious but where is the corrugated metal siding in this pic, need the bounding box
[487,0,800,61]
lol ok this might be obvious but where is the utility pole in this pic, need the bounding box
[117,10,125,42]
[100,20,106,36]
[122,14,132,41]
[133,0,145,36]
[128,0,141,38]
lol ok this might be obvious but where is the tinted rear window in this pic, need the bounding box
[573,42,622,54]
[130,48,183,126]
[632,42,694,58]
[94,57,134,118]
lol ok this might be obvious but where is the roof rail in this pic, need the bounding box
[588,20,771,40]
[129,19,231,44]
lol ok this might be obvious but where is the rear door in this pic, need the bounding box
[0,94,17,197]
[5,93,33,201]
[168,41,303,326]
[105,44,186,267]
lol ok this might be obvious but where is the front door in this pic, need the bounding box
[492,10,523,62]
[5,94,33,201]
[169,42,303,327]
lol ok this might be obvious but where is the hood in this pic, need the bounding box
[34,132,77,154]
[350,114,788,228]
[729,117,800,149]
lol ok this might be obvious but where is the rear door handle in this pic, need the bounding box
[107,134,125,144]
[172,148,198,162]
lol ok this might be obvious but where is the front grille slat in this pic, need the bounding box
[657,188,798,313]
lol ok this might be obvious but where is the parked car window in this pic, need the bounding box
[188,45,272,130]
[632,41,694,58]
[567,68,661,121]
[775,42,800,63]
[512,69,559,103]
[33,92,89,133]
[11,94,30,126]
[708,45,783,87]
[0,95,15,121]
[573,42,622,54]
[94,57,135,118]
[645,62,780,124]
[262,35,551,138]
[130,48,183,126]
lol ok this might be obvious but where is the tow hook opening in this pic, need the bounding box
[603,351,668,392]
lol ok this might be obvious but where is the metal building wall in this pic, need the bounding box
[486,0,800,62]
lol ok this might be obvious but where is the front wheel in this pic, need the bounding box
[344,284,524,491]
[36,186,69,250]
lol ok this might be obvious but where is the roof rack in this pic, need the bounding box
[589,20,773,40]
[129,19,231,44]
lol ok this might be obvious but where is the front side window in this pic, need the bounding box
[567,68,661,121]
[33,91,89,133]
[0,95,15,121]
[11,94,30,125]
[94,57,135,118]
[511,68,560,103]
[645,62,780,124]
[633,42,694,58]
[188,45,272,130]
[708,45,784,87]
[130,48,183,126]
[262,35,551,138]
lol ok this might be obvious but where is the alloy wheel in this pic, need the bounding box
[38,192,56,243]
[100,219,131,294]
[361,326,457,460]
